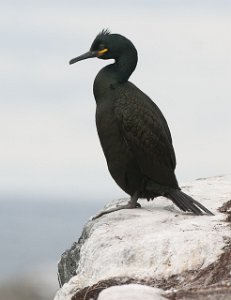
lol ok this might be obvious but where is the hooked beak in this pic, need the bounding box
[69,51,97,65]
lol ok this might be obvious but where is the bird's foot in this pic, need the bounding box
[92,200,140,220]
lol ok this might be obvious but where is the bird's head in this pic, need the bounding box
[69,29,137,64]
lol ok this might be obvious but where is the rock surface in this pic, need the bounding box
[54,175,231,300]
[97,284,165,300]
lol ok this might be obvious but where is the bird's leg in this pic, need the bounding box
[92,192,140,220]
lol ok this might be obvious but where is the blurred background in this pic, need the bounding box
[0,0,230,299]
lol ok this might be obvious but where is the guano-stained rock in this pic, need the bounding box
[54,175,231,300]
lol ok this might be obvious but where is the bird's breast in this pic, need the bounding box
[95,99,138,192]
[96,100,125,158]
[93,66,119,103]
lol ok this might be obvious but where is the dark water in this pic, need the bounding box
[0,197,104,282]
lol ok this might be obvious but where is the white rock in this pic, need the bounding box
[54,175,231,300]
[98,284,165,300]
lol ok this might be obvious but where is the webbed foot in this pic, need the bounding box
[92,192,139,220]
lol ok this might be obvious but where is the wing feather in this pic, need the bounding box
[114,82,178,188]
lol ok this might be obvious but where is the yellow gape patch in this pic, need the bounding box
[98,48,108,56]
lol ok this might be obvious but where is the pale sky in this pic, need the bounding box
[0,1,230,201]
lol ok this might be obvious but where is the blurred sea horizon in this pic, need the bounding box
[0,196,108,299]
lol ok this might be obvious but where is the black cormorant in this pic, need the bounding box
[70,29,213,217]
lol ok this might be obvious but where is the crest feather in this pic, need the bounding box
[99,28,111,36]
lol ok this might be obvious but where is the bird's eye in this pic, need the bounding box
[98,44,105,50]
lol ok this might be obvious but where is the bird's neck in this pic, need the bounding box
[114,52,138,83]
[93,50,138,101]
[97,50,138,84]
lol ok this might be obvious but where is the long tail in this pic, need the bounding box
[167,189,214,215]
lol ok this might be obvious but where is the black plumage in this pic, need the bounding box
[70,30,213,217]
